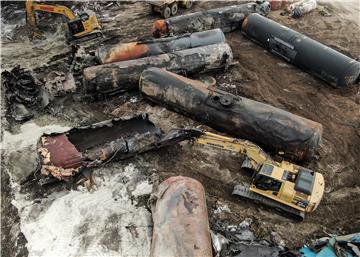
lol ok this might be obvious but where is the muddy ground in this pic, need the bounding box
[1,1,360,257]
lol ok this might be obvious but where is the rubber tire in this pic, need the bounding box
[162,6,171,19]
[171,3,178,16]
[184,0,193,9]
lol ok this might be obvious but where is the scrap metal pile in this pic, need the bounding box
[2,0,360,256]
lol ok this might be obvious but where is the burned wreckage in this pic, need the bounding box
[84,42,233,96]
[4,1,360,255]
[37,115,170,183]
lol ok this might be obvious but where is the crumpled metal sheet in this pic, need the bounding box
[150,176,213,257]
[152,2,271,37]
[140,67,323,161]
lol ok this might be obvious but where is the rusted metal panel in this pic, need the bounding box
[38,114,164,181]
[140,68,323,161]
[152,2,271,38]
[41,134,83,169]
[150,176,212,257]
[241,14,360,88]
[96,29,225,64]
[83,43,233,96]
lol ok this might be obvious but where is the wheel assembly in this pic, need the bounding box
[162,6,171,18]
[171,3,178,15]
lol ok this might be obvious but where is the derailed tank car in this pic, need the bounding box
[84,43,233,96]
[152,1,271,37]
[150,176,212,257]
[241,13,360,88]
[95,29,225,64]
[140,68,323,161]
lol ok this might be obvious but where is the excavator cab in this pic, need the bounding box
[67,10,102,41]
[68,10,101,39]
[248,162,325,218]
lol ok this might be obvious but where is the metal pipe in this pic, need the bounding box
[152,2,271,38]
[83,43,233,95]
[150,176,212,257]
[96,29,225,64]
[139,67,323,161]
[241,13,360,88]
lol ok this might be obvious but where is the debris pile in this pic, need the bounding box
[300,233,360,257]
[2,65,50,121]
[44,71,76,97]
[286,0,317,18]
[211,218,286,257]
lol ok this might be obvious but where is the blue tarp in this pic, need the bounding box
[300,233,360,257]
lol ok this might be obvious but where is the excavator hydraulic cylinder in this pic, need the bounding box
[83,43,233,95]
[96,29,225,64]
[152,2,271,38]
[139,68,323,161]
[241,13,360,88]
[150,176,212,257]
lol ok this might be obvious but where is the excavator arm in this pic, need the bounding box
[155,128,275,170]
[193,130,276,170]
[26,0,76,22]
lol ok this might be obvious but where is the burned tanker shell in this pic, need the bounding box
[152,2,271,38]
[83,43,233,95]
[140,68,323,161]
[96,29,225,64]
[38,114,164,181]
[241,14,360,88]
[150,176,212,257]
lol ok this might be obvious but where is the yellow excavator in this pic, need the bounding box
[160,128,325,220]
[26,0,102,44]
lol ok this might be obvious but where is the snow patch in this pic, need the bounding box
[14,164,153,257]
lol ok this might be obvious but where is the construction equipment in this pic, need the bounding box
[147,0,193,18]
[26,0,102,44]
[159,128,325,220]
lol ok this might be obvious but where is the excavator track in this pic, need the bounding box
[68,31,103,45]
[232,184,305,221]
